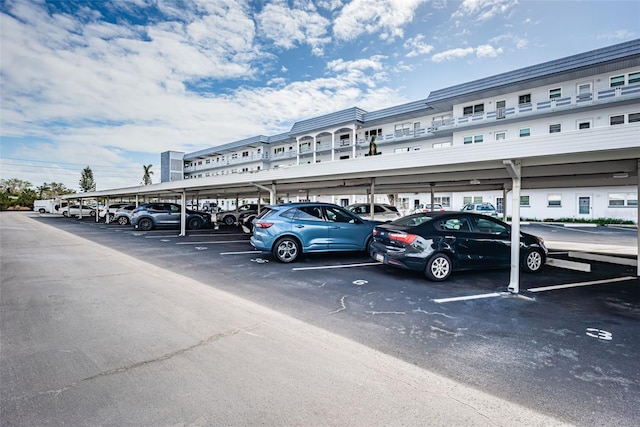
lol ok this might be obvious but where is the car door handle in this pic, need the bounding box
[295,225,304,228]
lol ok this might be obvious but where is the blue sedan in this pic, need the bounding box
[250,202,380,262]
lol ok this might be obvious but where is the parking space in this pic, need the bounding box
[29,213,640,425]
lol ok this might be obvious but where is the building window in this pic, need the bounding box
[610,75,625,87]
[519,128,531,137]
[231,153,238,159]
[339,155,350,160]
[463,136,472,144]
[274,147,284,155]
[549,88,561,99]
[608,193,637,207]
[242,151,249,157]
[629,72,640,84]
[432,142,452,148]
[578,121,591,129]
[394,147,410,153]
[463,104,484,115]
[365,129,382,139]
[610,115,625,125]
[577,82,592,95]
[548,194,562,207]
[629,112,640,123]
[433,196,451,207]
[474,135,483,143]
[463,135,483,144]
[495,131,506,141]
[549,123,561,133]
[520,196,530,207]
[205,159,210,164]
[394,122,411,136]
[518,94,531,104]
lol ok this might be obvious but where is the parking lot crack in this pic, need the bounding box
[32,322,266,398]
[413,308,456,319]
[330,295,347,314]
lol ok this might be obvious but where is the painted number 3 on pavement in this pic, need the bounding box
[586,328,613,341]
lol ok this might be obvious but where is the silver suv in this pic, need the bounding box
[460,202,498,217]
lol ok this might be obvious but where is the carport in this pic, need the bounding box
[63,124,639,292]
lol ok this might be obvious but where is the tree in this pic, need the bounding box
[38,182,75,198]
[79,166,96,192]
[142,164,154,185]
[0,178,32,195]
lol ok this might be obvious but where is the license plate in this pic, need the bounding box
[375,253,384,262]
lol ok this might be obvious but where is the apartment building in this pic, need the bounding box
[162,39,639,221]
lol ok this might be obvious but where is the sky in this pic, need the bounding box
[1,0,638,192]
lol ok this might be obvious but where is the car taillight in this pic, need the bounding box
[255,222,273,229]
[389,232,418,244]
[373,229,378,236]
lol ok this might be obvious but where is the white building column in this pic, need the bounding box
[313,135,317,164]
[352,127,357,158]
[331,133,335,162]
[180,190,186,237]
[296,137,300,166]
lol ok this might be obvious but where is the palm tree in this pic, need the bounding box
[142,164,154,185]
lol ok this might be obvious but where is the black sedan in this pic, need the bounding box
[369,212,547,281]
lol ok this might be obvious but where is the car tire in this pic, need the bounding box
[63,211,69,217]
[107,213,115,222]
[188,217,203,230]
[223,215,235,226]
[117,216,129,225]
[273,237,300,263]
[138,218,154,231]
[364,235,373,252]
[424,253,452,281]
[522,248,544,273]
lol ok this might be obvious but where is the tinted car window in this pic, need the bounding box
[296,206,324,221]
[325,206,355,223]
[169,204,180,213]
[473,217,508,235]
[393,214,434,227]
[436,217,471,232]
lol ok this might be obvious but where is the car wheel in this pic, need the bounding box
[273,237,300,263]
[108,213,115,222]
[223,215,235,226]
[63,211,69,217]
[188,217,203,230]
[117,216,129,225]
[38,208,46,214]
[425,253,452,281]
[364,235,373,252]
[522,248,544,273]
[138,218,153,231]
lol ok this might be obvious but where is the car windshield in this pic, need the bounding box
[391,214,435,226]
[477,205,495,211]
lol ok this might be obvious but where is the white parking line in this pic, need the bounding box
[527,276,636,293]
[176,240,248,245]
[292,262,380,271]
[433,292,505,304]
[220,250,262,255]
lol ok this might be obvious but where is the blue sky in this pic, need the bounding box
[1,0,638,191]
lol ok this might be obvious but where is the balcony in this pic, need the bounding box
[184,153,268,172]
[431,83,640,131]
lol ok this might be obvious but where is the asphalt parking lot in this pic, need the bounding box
[7,213,640,425]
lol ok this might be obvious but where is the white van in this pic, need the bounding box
[33,199,60,214]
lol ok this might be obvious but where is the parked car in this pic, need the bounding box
[217,203,260,226]
[369,211,547,281]
[413,203,446,213]
[346,203,402,222]
[131,203,212,231]
[460,202,498,217]
[98,203,130,221]
[250,202,380,263]
[112,204,137,225]
[60,204,96,218]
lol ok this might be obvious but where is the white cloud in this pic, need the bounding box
[431,44,503,62]
[256,1,331,56]
[597,29,637,41]
[333,0,429,41]
[404,34,435,58]
[452,0,518,22]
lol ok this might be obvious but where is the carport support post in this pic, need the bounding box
[180,190,186,237]
[105,197,110,223]
[637,159,640,277]
[504,160,522,294]
[369,179,375,220]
